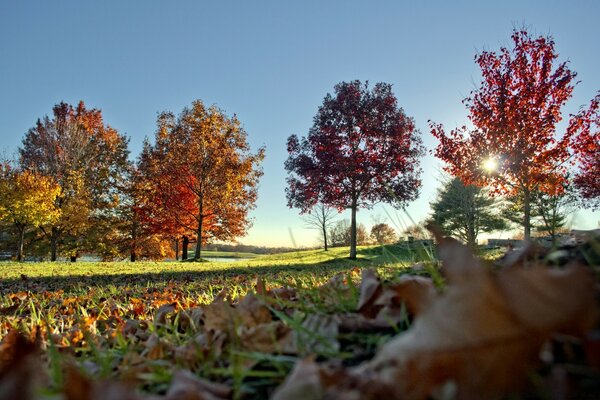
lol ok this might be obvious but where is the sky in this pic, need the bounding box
[1,1,599,247]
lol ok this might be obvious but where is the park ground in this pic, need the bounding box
[0,242,598,399]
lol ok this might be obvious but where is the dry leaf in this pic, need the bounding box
[294,314,340,355]
[358,234,596,400]
[154,302,177,325]
[0,330,40,400]
[164,370,231,400]
[271,358,323,400]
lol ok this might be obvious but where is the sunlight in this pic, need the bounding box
[482,157,498,173]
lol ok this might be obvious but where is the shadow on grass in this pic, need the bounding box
[0,245,432,293]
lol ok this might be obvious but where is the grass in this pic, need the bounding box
[0,244,438,398]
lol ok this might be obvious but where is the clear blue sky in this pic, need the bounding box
[1,1,598,247]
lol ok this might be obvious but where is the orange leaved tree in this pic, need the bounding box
[19,101,130,260]
[430,29,592,240]
[139,100,265,261]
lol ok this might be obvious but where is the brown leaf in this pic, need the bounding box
[358,236,597,400]
[236,293,272,327]
[0,304,19,316]
[0,330,41,400]
[154,302,177,325]
[201,300,236,334]
[238,321,295,354]
[164,370,231,400]
[356,269,382,317]
[294,314,340,355]
[386,275,435,317]
[63,364,143,400]
[271,358,323,400]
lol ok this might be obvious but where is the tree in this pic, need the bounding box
[303,202,337,251]
[429,177,507,248]
[371,223,397,245]
[531,183,577,242]
[0,164,61,261]
[569,92,599,209]
[19,101,130,260]
[285,80,424,259]
[402,223,431,241]
[139,100,265,261]
[329,219,369,247]
[430,29,584,240]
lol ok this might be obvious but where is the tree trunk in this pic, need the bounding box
[349,202,357,260]
[195,213,203,261]
[17,225,25,262]
[130,251,136,262]
[175,239,179,261]
[523,189,531,241]
[321,205,328,251]
[182,236,189,260]
[50,228,58,261]
[70,255,77,262]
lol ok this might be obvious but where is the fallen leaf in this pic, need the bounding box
[358,234,596,399]
[164,370,231,400]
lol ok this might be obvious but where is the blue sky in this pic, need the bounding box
[1,1,598,247]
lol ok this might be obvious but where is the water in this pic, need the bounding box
[203,257,250,263]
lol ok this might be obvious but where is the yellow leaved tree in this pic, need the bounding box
[0,164,61,261]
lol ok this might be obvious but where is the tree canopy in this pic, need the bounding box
[285,80,424,259]
[138,100,265,260]
[430,29,587,240]
[19,101,130,260]
[429,177,507,248]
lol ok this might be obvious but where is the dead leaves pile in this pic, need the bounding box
[1,231,599,399]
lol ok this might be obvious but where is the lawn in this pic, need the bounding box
[0,244,434,399]
[1,241,597,399]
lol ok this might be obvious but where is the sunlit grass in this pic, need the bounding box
[0,244,443,398]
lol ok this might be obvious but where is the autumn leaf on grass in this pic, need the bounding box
[0,330,43,400]
[164,370,231,400]
[355,269,434,326]
[359,234,597,400]
[63,363,143,400]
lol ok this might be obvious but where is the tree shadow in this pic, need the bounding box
[0,245,427,294]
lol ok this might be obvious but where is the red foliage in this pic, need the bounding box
[569,93,600,207]
[285,81,424,257]
[430,29,586,238]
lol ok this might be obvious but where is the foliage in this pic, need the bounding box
[329,219,369,247]
[429,177,507,247]
[0,163,61,261]
[531,183,577,240]
[303,203,337,251]
[286,80,424,259]
[138,101,265,260]
[370,223,397,245]
[19,101,130,260]
[401,223,431,241]
[430,29,584,240]
[569,92,600,208]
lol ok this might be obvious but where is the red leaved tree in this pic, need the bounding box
[285,81,424,259]
[569,92,599,209]
[430,29,584,240]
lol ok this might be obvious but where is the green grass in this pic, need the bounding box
[191,250,260,259]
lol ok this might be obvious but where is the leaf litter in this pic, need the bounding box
[1,232,599,399]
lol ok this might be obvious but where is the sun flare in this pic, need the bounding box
[482,157,498,173]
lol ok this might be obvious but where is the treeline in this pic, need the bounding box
[284,29,598,259]
[0,101,264,262]
[1,28,598,262]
